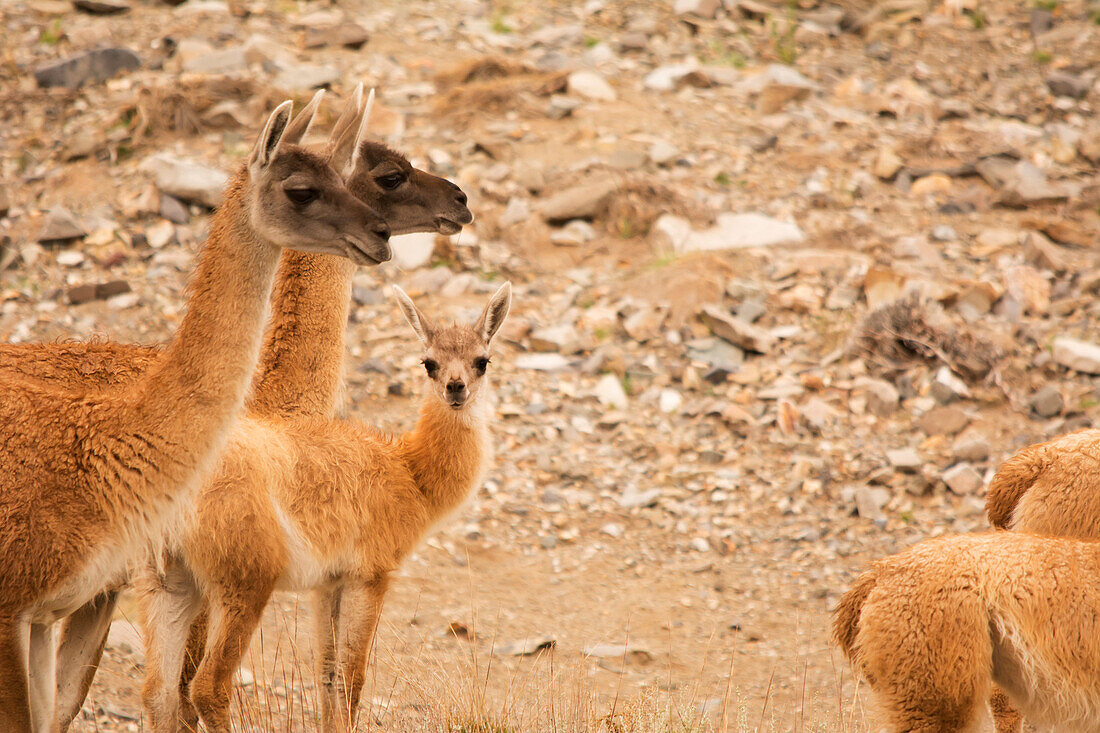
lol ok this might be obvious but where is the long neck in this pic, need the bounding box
[400,389,492,520]
[128,167,279,474]
[247,251,355,419]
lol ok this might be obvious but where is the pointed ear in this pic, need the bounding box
[329,82,363,145]
[393,285,435,344]
[348,87,375,177]
[328,83,364,175]
[249,100,293,174]
[281,89,325,146]
[474,282,512,343]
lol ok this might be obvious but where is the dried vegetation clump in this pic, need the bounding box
[603,181,714,239]
[849,292,1005,380]
[433,56,567,121]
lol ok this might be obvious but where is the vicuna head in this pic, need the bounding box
[246,98,392,266]
[350,140,472,236]
[319,86,474,236]
[394,283,512,410]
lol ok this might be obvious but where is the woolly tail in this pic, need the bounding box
[985,447,1047,529]
[833,570,877,662]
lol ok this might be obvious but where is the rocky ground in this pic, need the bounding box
[3,0,1100,729]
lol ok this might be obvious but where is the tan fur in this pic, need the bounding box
[834,531,1100,732]
[981,429,1100,731]
[136,284,511,733]
[44,104,472,728]
[0,100,390,733]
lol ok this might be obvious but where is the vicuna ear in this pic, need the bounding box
[328,83,365,175]
[393,285,435,344]
[329,82,363,146]
[281,89,325,146]
[474,282,512,343]
[348,87,375,178]
[249,100,293,174]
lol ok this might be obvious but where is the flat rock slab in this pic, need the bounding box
[34,48,140,88]
[140,154,228,209]
[38,207,86,242]
[72,0,130,13]
[699,306,774,354]
[537,179,618,223]
[654,212,804,253]
[1053,337,1100,374]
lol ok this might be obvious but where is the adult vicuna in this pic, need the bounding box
[981,428,1100,732]
[834,531,1100,733]
[24,89,471,731]
[137,282,511,733]
[0,99,389,732]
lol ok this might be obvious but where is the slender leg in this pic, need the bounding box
[27,623,57,733]
[56,591,117,731]
[190,588,273,733]
[312,585,343,732]
[0,616,33,733]
[330,574,390,733]
[989,688,1023,733]
[177,603,208,731]
[136,565,203,733]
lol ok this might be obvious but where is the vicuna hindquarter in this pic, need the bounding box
[835,531,1100,733]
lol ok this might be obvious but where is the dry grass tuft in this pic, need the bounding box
[125,78,301,142]
[849,291,1004,380]
[432,56,566,121]
[603,181,714,239]
[433,57,533,91]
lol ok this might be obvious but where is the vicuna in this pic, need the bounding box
[137,282,510,732]
[981,427,1100,732]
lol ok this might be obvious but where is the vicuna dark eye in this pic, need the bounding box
[473,357,489,374]
[376,174,406,190]
[422,359,439,377]
[285,188,319,205]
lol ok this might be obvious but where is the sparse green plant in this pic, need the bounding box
[769,10,800,65]
[1032,48,1053,63]
[490,1,513,34]
[615,215,640,239]
[648,253,677,270]
[714,172,732,186]
[702,40,747,68]
[39,18,63,45]
[584,36,600,48]
[969,9,987,28]
[1033,0,1058,9]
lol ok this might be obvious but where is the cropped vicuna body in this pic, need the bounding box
[980,428,1100,732]
[835,531,1100,733]
[985,428,1100,536]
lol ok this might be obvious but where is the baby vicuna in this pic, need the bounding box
[139,282,511,732]
[834,531,1100,733]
